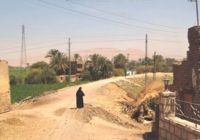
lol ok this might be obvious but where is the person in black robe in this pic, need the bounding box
[76,87,85,108]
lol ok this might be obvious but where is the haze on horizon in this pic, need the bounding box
[0,0,197,66]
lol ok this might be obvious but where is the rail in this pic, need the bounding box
[175,99,200,127]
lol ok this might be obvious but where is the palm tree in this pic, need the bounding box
[46,49,68,75]
[74,53,82,62]
[85,54,113,80]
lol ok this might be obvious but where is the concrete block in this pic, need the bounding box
[159,104,163,113]
[159,120,164,129]
[171,135,175,140]
[181,129,187,140]
[166,132,171,140]
[160,98,167,105]
[196,134,200,139]
[160,129,167,139]
[175,136,181,140]
[170,124,175,133]
[164,122,170,131]
[159,135,165,140]
[187,132,196,140]
[160,113,165,119]
[175,127,181,137]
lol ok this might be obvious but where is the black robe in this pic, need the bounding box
[76,89,85,108]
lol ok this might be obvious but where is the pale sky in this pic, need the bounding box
[0,0,197,66]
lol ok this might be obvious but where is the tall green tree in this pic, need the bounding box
[73,53,82,62]
[25,61,56,84]
[84,54,113,80]
[46,49,68,75]
[113,54,128,69]
[127,60,137,70]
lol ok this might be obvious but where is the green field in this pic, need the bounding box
[9,67,27,78]
[10,80,88,103]
[11,82,67,103]
[9,66,88,103]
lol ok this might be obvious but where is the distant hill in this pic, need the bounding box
[73,48,144,60]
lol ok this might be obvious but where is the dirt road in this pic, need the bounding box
[0,75,152,140]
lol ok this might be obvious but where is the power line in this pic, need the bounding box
[67,0,179,30]
[1,42,66,53]
[0,38,182,54]
[36,0,180,34]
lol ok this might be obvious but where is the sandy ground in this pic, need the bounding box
[0,75,153,140]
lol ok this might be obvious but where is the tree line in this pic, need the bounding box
[10,49,179,85]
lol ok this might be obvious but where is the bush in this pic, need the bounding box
[80,70,92,81]
[135,65,153,74]
[113,68,125,76]
[25,68,56,84]
[16,76,24,84]
[9,67,27,84]
[9,75,17,85]
[147,98,158,111]
[25,69,42,84]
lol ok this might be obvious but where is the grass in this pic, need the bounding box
[127,78,153,99]
[11,80,89,104]
[9,66,89,103]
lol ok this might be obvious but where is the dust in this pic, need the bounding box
[75,104,135,128]
[0,118,24,126]
[54,108,66,116]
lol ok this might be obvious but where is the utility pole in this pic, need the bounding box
[125,53,130,77]
[153,52,156,80]
[68,38,71,83]
[20,25,27,68]
[145,34,148,92]
[189,0,199,26]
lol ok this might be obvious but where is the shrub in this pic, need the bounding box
[147,98,158,111]
[113,68,125,76]
[135,65,153,74]
[25,68,56,84]
[16,75,24,84]
[9,75,17,85]
[25,69,43,84]
[80,70,92,81]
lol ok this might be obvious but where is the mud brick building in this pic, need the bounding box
[0,60,11,113]
[173,26,200,104]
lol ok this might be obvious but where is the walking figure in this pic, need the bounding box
[76,87,85,108]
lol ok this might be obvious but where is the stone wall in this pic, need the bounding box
[173,26,200,104]
[159,91,200,140]
[0,60,11,113]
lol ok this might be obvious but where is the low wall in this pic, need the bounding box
[0,60,11,113]
[159,91,200,140]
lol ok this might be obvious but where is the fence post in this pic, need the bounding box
[159,91,176,119]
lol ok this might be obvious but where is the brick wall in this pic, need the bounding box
[0,60,11,113]
[173,26,200,104]
[159,91,200,140]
